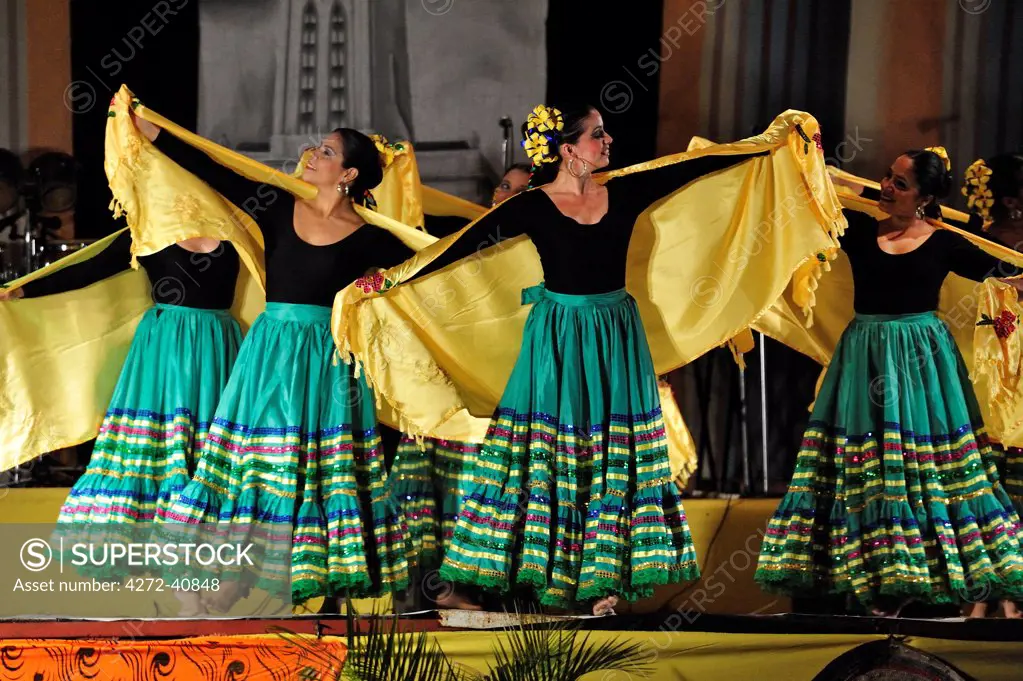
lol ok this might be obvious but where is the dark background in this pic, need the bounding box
[70,0,199,239]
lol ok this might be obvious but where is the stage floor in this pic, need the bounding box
[3,491,1023,679]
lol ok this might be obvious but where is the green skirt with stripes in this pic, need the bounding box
[756,312,1023,608]
[388,436,478,569]
[57,304,241,524]
[161,303,412,603]
[438,285,699,607]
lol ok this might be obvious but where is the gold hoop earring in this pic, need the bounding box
[566,158,590,178]
[337,183,350,196]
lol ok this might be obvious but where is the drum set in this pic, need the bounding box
[0,149,92,285]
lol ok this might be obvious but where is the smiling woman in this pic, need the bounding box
[144,119,420,608]
[756,147,1023,616]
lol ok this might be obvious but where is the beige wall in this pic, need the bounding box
[844,0,946,177]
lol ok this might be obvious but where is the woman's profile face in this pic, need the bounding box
[493,168,531,206]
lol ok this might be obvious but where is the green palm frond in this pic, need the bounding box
[485,617,653,681]
[337,594,471,681]
[277,598,654,681]
[342,612,468,681]
[268,626,348,678]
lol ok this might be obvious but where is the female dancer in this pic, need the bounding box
[1,233,240,522]
[397,103,773,615]
[756,148,1023,614]
[333,104,839,615]
[130,112,419,605]
[1,232,240,616]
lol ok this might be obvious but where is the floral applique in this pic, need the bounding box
[355,272,392,294]
[979,309,1018,339]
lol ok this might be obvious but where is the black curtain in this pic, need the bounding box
[545,1,664,170]
[70,0,199,239]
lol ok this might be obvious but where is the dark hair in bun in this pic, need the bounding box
[334,127,383,207]
[985,154,1023,222]
[905,148,952,219]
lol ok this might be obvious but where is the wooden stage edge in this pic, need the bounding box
[2,612,1022,642]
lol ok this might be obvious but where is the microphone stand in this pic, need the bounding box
[500,117,513,171]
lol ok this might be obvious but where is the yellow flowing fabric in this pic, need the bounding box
[422,185,488,223]
[0,84,438,472]
[751,173,1023,447]
[332,110,846,441]
[0,232,151,470]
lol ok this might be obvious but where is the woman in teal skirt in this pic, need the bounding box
[756,148,1023,614]
[399,103,767,615]
[130,112,418,606]
[1,230,240,616]
[0,233,241,523]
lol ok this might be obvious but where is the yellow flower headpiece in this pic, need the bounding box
[925,146,952,173]
[522,104,564,167]
[962,158,996,225]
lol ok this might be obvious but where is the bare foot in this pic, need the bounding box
[1002,600,1022,619]
[434,584,483,611]
[961,601,989,619]
[592,595,618,616]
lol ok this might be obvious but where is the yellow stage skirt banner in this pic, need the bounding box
[430,631,1020,681]
[0,635,346,681]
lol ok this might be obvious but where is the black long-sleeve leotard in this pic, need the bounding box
[153,133,415,307]
[840,209,1021,315]
[21,230,240,309]
[414,152,764,294]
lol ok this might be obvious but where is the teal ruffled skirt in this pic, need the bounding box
[57,304,241,524]
[388,436,479,569]
[161,303,412,603]
[438,285,699,607]
[756,312,1023,608]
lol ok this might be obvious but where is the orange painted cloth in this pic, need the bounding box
[0,634,346,681]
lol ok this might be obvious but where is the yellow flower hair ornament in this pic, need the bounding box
[522,104,564,167]
[925,146,952,173]
[963,158,996,224]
